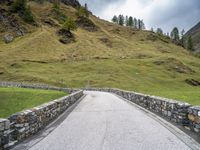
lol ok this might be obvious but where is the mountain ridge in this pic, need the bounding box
[185,21,200,52]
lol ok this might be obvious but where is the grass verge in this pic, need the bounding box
[0,87,67,118]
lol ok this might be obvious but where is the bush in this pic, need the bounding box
[63,18,77,31]
[77,6,89,18]
[11,0,26,12]
[22,6,35,23]
[11,0,35,23]
[52,2,67,23]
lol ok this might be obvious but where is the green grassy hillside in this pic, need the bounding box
[0,1,200,105]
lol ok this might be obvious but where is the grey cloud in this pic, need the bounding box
[79,0,124,13]
[78,0,200,32]
[147,0,200,32]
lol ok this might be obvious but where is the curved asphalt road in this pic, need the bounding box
[15,91,199,150]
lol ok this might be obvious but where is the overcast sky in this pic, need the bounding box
[79,0,200,33]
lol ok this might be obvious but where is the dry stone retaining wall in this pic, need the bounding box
[0,90,84,149]
[85,88,200,136]
[0,81,78,94]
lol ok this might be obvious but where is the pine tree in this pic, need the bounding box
[180,29,185,47]
[170,27,180,42]
[138,19,141,29]
[125,16,129,26]
[140,20,145,30]
[84,3,88,11]
[112,15,118,24]
[118,15,124,26]
[128,16,133,27]
[133,18,137,29]
[187,36,194,51]
[156,28,163,35]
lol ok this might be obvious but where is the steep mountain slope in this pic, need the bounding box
[0,1,200,104]
[185,21,200,52]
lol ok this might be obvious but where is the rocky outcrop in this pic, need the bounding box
[61,0,80,8]
[57,29,75,44]
[3,34,14,43]
[76,16,98,32]
[185,79,200,86]
[48,0,80,8]
[0,7,26,43]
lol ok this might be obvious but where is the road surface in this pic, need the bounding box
[14,91,199,150]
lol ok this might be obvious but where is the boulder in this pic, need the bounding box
[3,34,14,43]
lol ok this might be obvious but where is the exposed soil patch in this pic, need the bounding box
[57,29,75,44]
[42,18,58,27]
[10,63,21,68]
[136,54,152,59]
[75,16,97,32]
[154,58,195,74]
[93,56,109,60]
[146,33,157,41]
[99,38,112,48]
[111,28,120,34]
[22,60,48,64]
[185,79,200,86]
[157,46,170,53]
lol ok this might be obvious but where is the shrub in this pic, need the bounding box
[21,6,35,23]
[52,2,67,23]
[77,6,89,18]
[11,0,26,12]
[63,18,77,31]
[11,0,35,23]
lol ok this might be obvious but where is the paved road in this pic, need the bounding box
[18,91,197,150]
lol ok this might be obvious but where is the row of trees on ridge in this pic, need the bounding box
[153,27,194,51]
[111,14,194,51]
[112,15,145,30]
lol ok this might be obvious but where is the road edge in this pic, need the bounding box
[113,93,200,150]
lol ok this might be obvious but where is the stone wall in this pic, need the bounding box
[0,90,84,149]
[85,88,200,136]
[0,81,78,94]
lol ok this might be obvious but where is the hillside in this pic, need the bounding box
[0,0,200,105]
[185,21,200,52]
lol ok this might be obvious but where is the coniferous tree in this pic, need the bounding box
[84,3,88,11]
[156,28,163,35]
[112,15,118,24]
[187,36,194,51]
[128,16,133,27]
[138,19,141,29]
[125,16,129,26]
[118,15,124,26]
[180,29,185,47]
[140,20,145,30]
[170,27,180,42]
[133,18,137,29]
